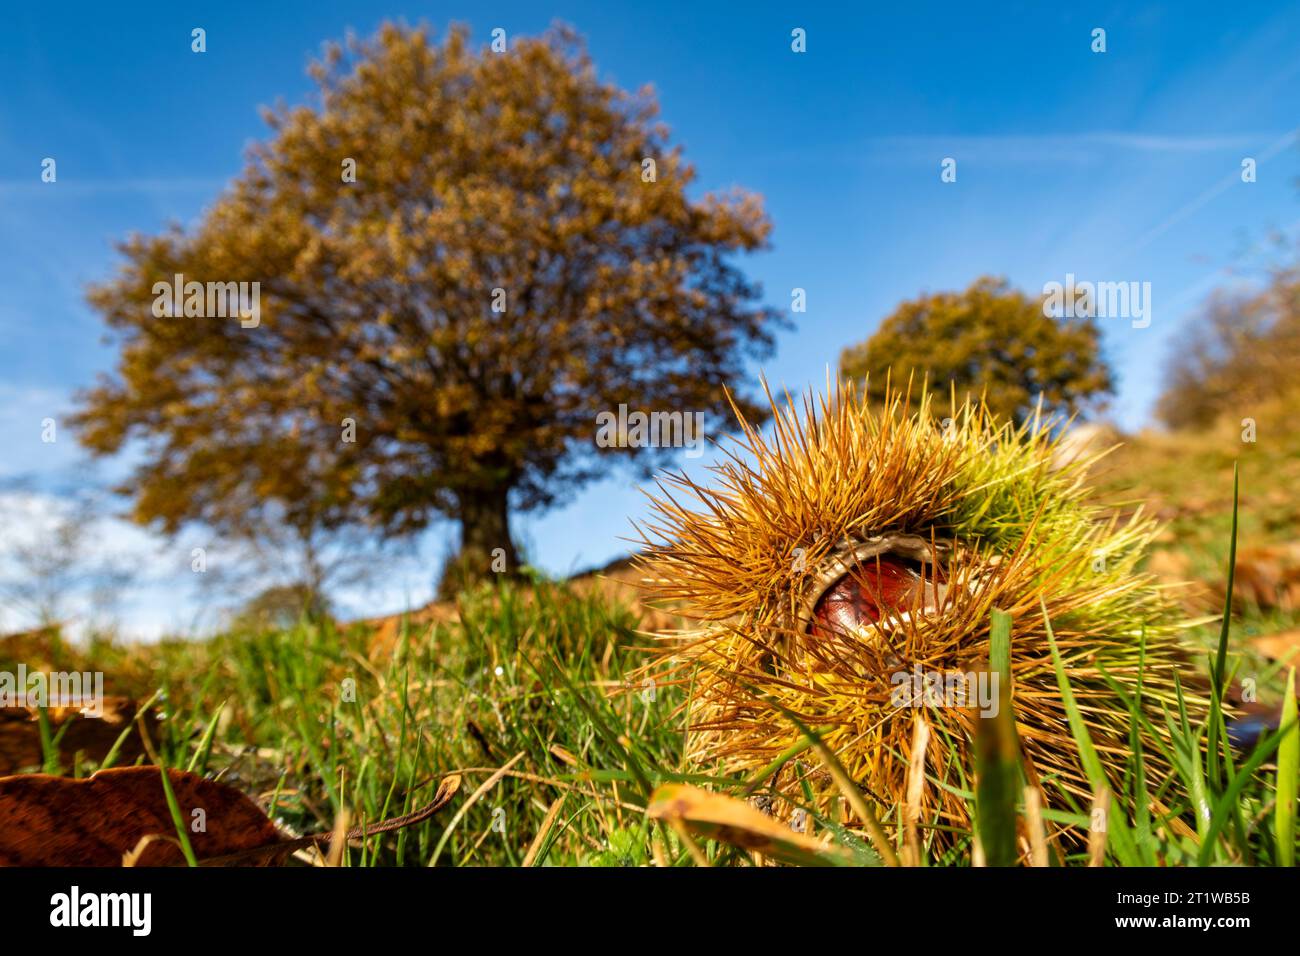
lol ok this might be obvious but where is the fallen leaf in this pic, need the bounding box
[0,698,160,774]
[0,767,461,867]
[0,766,281,866]
[646,783,853,866]
[1219,543,1300,613]
[1251,628,1300,663]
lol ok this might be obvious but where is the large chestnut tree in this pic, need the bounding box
[73,24,780,591]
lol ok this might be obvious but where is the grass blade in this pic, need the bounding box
[1276,667,1297,867]
[428,752,523,867]
[903,713,931,866]
[974,609,1020,867]
[1041,596,1138,865]
[1197,718,1294,865]
[1207,463,1239,788]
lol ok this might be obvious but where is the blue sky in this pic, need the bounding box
[2,1,1299,636]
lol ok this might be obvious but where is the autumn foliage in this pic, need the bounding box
[839,277,1113,426]
[72,23,780,590]
[1157,266,1300,430]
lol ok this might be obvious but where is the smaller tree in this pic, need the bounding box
[229,583,332,633]
[839,276,1114,425]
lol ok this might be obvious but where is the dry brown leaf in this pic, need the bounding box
[1251,628,1300,662]
[0,766,282,866]
[0,767,462,867]
[646,783,853,867]
[1219,543,1300,613]
[0,698,160,774]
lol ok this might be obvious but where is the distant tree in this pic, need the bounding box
[1157,269,1300,430]
[71,23,780,594]
[229,583,332,633]
[0,485,134,631]
[192,505,412,617]
[839,276,1114,426]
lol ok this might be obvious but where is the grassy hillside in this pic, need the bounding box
[2,413,1298,866]
[1092,407,1300,679]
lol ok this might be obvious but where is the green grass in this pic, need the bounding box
[12,564,1289,867]
[138,579,707,866]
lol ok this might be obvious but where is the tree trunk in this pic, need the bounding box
[438,485,519,598]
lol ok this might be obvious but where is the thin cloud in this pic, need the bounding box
[865,131,1264,165]
[1125,128,1300,253]
[0,177,224,198]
